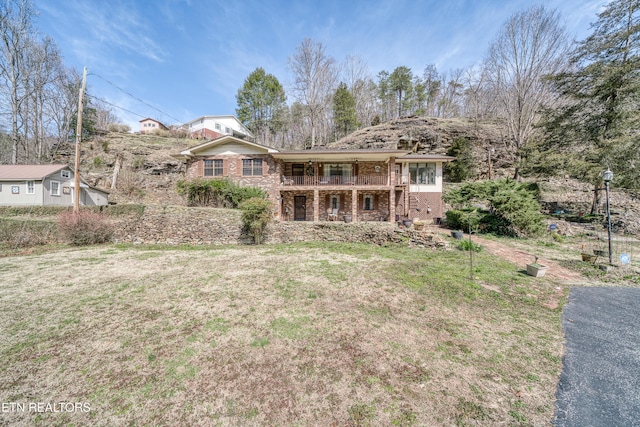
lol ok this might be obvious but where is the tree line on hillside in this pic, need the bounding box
[236,1,640,193]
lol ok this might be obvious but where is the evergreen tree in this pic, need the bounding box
[332,82,357,138]
[445,137,475,182]
[236,67,286,146]
[389,66,413,117]
[541,0,640,190]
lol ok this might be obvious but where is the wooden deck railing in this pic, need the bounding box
[281,175,389,186]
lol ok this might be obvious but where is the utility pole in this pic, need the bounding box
[74,66,87,215]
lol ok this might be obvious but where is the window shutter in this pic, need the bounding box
[222,159,228,176]
[237,159,242,176]
[199,159,204,177]
[262,158,267,176]
[325,194,330,210]
[359,193,364,210]
[374,194,379,211]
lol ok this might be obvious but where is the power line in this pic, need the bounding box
[88,71,185,124]
[85,94,148,120]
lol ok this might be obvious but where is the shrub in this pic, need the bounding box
[57,210,114,245]
[176,179,266,208]
[0,218,57,248]
[445,208,483,231]
[239,197,272,244]
[444,179,544,237]
[456,239,483,252]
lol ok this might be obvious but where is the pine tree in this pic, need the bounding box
[236,67,286,146]
[332,82,357,138]
[541,0,640,190]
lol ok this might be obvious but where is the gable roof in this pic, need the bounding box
[0,164,68,180]
[174,135,279,159]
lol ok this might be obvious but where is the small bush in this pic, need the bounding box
[239,197,272,244]
[93,156,104,168]
[107,123,131,133]
[445,209,483,231]
[0,218,57,248]
[456,239,483,252]
[57,210,114,245]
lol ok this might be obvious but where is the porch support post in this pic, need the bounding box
[276,190,282,221]
[352,188,358,222]
[313,189,319,222]
[389,157,396,222]
[389,189,396,223]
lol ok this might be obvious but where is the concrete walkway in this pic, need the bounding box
[554,287,640,426]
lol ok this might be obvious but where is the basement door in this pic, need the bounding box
[294,196,306,221]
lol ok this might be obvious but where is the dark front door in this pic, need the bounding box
[294,196,306,221]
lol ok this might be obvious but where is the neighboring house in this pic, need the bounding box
[139,118,168,133]
[0,165,109,207]
[174,135,454,223]
[183,115,254,140]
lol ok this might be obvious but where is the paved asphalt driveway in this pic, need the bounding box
[554,286,640,426]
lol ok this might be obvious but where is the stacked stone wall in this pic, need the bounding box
[111,205,445,247]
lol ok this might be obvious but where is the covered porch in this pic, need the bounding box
[279,188,394,223]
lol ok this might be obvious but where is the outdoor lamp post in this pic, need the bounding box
[603,168,613,264]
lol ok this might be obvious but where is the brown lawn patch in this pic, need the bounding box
[0,242,568,426]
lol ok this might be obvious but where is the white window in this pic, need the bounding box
[61,170,70,179]
[215,123,222,131]
[26,181,35,194]
[51,181,60,196]
[225,127,231,134]
[409,163,436,185]
[363,194,374,210]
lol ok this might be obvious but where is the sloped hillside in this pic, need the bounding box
[329,116,516,179]
[52,132,194,205]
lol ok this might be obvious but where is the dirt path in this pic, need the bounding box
[428,226,584,284]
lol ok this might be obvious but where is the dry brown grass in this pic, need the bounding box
[0,242,569,426]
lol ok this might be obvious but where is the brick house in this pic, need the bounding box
[174,135,454,223]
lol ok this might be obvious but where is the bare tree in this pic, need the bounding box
[289,38,338,147]
[25,36,63,159]
[484,5,570,179]
[422,64,441,117]
[0,0,36,163]
[342,55,377,127]
[45,66,81,156]
[437,69,465,118]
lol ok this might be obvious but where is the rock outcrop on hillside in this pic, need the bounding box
[329,116,509,152]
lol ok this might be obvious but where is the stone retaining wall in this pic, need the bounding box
[112,205,445,247]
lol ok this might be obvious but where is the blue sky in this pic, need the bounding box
[35,0,604,131]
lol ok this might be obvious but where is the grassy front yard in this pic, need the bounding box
[0,242,567,426]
